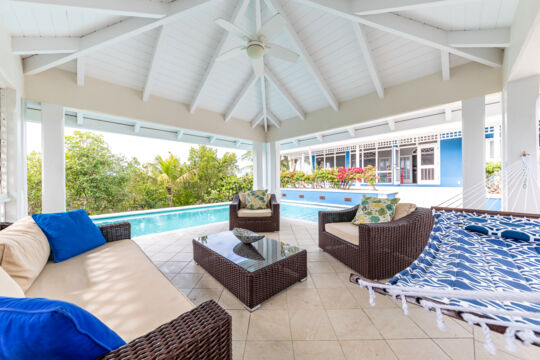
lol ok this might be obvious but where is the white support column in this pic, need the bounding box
[252,141,264,190]
[266,142,280,196]
[502,75,540,213]
[308,149,313,173]
[41,103,66,213]
[4,88,27,221]
[461,96,486,209]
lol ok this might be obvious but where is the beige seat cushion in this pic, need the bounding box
[238,209,272,218]
[0,267,25,297]
[26,240,194,342]
[325,222,359,246]
[393,203,417,220]
[0,216,50,291]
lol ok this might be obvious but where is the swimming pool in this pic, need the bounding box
[92,202,346,237]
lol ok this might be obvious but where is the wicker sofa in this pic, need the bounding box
[0,221,232,360]
[318,205,434,280]
[229,193,280,232]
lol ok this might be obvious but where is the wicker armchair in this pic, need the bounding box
[0,221,232,360]
[229,194,280,232]
[318,205,434,280]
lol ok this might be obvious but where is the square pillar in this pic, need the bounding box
[266,142,280,196]
[502,75,539,212]
[461,96,486,209]
[252,142,264,190]
[41,103,66,213]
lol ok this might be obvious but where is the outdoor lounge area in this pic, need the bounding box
[1,0,540,359]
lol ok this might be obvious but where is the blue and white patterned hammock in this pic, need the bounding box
[351,210,540,355]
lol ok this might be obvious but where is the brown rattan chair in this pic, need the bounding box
[318,205,434,280]
[229,193,280,232]
[0,221,232,360]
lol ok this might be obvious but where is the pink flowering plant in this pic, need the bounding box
[280,166,378,190]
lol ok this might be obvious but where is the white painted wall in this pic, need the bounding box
[0,15,23,91]
[502,75,539,213]
[461,96,486,209]
[41,103,66,213]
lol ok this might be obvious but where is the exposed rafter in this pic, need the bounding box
[445,108,453,121]
[176,130,184,140]
[225,73,258,122]
[134,123,141,133]
[387,119,395,131]
[352,0,474,15]
[264,66,305,120]
[8,0,169,18]
[352,23,384,99]
[22,0,215,75]
[293,0,503,67]
[441,50,450,80]
[251,113,264,128]
[347,128,356,137]
[76,57,85,86]
[143,25,168,101]
[189,0,250,113]
[76,112,84,125]
[448,28,511,48]
[11,37,80,55]
[209,136,216,144]
[264,0,339,112]
[267,111,281,128]
[261,76,268,132]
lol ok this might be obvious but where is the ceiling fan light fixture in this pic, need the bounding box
[246,43,265,59]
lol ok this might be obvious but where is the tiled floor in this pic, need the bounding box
[135,218,539,360]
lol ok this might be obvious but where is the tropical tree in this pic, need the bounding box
[152,153,184,207]
[26,151,42,214]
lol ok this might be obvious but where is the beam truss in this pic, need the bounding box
[76,57,85,86]
[143,25,168,101]
[22,0,215,75]
[225,73,258,122]
[264,66,305,120]
[352,0,475,15]
[189,0,250,113]
[352,23,384,98]
[293,0,504,67]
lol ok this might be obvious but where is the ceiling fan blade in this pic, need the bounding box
[266,44,299,63]
[251,58,264,77]
[258,14,285,40]
[216,47,245,61]
[215,18,251,41]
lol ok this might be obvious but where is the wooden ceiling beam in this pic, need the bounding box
[352,23,384,98]
[264,66,305,120]
[142,25,168,101]
[352,0,476,15]
[225,73,258,122]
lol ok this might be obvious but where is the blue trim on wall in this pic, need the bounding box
[281,189,397,206]
[345,151,350,168]
[440,138,462,187]
[312,155,315,170]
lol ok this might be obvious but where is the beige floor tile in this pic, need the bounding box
[194,273,224,289]
[158,261,189,275]
[186,288,222,306]
[180,260,205,273]
[327,309,382,340]
[387,339,450,360]
[169,252,193,261]
[311,273,347,288]
[289,275,316,289]
[247,310,291,341]
[228,309,250,341]
[328,259,355,273]
[317,288,360,309]
[170,273,203,289]
[293,340,345,360]
[243,341,294,360]
[286,288,324,312]
[307,251,329,262]
[308,261,336,274]
[289,309,337,340]
[364,308,427,339]
[218,289,245,310]
[474,341,522,360]
[434,339,474,360]
[349,287,397,308]
[150,251,176,262]
[260,291,288,310]
[232,341,245,360]
[340,340,397,360]
[302,243,322,252]
[408,308,472,338]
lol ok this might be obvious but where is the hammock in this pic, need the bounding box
[350,208,540,355]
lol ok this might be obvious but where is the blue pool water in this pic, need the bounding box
[92,202,346,237]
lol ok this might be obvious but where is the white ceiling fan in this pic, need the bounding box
[215,13,300,77]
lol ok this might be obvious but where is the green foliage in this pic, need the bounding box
[26,132,252,215]
[486,161,502,178]
[281,165,378,190]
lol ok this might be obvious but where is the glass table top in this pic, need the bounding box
[194,231,305,273]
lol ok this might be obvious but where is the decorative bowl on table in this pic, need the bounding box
[232,228,264,244]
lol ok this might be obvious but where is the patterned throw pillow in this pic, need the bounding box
[463,215,540,242]
[352,196,400,225]
[238,192,247,208]
[246,190,269,210]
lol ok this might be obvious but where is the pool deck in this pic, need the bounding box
[134,218,538,360]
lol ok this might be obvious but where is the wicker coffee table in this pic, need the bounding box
[193,231,307,311]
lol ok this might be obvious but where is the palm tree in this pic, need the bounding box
[240,150,253,173]
[153,153,182,207]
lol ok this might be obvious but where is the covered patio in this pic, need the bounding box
[1,0,540,359]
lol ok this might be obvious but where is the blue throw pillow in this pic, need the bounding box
[461,214,540,242]
[0,297,125,360]
[32,209,106,262]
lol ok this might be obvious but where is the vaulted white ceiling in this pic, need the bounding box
[2,0,518,131]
